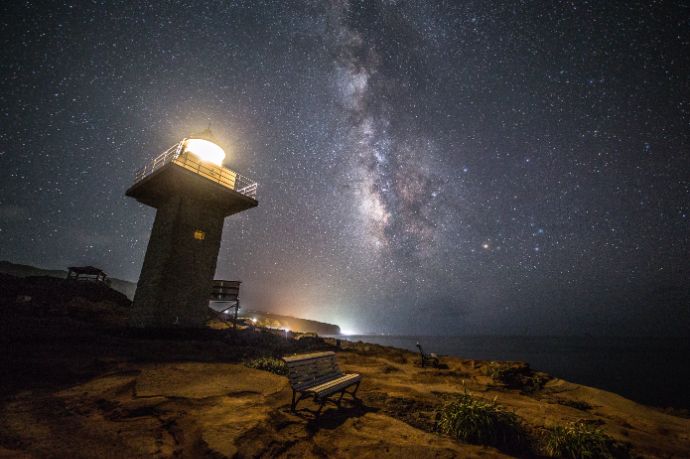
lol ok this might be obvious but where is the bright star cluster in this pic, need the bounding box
[0,1,688,336]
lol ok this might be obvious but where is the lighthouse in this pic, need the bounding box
[126,129,257,327]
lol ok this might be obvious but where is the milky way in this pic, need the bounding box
[1,1,688,335]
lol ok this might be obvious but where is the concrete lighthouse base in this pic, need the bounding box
[129,194,225,328]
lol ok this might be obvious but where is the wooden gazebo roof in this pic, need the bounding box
[67,266,106,276]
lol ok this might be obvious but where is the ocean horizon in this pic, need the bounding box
[336,335,690,410]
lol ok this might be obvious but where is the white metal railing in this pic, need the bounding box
[133,140,258,200]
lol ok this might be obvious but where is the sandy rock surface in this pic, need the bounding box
[2,276,688,457]
[0,359,508,458]
[0,320,688,459]
[2,346,689,458]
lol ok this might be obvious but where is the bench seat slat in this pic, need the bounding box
[307,373,361,397]
[293,373,343,391]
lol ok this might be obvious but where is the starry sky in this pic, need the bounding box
[1,1,688,336]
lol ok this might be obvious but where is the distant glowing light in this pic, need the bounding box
[482,243,490,250]
[184,138,225,166]
[339,328,359,336]
[251,317,257,324]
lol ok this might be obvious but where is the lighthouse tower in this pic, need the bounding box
[126,129,257,327]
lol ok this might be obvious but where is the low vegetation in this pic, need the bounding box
[436,393,629,457]
[541,421,627,458]
[244,356,289,376]
[436,392,526,452]
[486,361,550,393]
[556,398,593,411]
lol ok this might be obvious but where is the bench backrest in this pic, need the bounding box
[283,351,342,391]
[416,343,430,358]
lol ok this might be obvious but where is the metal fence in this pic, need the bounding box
[133,141,258,200]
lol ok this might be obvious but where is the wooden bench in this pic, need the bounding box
[283,351,361,413]
[416,342,440,368]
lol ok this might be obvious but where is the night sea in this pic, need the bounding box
[341,335,690,410]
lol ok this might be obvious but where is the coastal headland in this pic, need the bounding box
[1,275,688,458]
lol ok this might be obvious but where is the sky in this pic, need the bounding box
[1,1,688,336]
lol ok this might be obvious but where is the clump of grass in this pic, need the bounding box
[436,392,525,451]
[486,361,549,394]
[486,361,507,379]
[541,421,623,458]
[244,356,288,376]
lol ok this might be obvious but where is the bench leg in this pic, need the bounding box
[350,381,360,399]
[291,391,308,411]
[337,382,361,406]
[337,390,346,406]
[316,397,326,416]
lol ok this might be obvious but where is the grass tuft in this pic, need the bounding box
[244,356,289,376]
[436,392,525,451]
[486,361,549,393]
[541,421,625,458]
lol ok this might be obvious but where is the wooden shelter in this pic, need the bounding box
[66,266,108,283]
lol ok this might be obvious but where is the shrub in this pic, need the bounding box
[486,361,549,393]
[556,399,593,411]
[541,421,622,458]
[244,356,289,376]
[486,361,506,379]
[436,393,525,451]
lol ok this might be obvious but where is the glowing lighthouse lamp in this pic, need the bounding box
[184,138,226,166]
[126,129,258,328]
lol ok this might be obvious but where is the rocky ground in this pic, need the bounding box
[1,278,688,458]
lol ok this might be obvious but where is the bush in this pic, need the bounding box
[244,356,289,376]
[436,393,525,451]
[541,421,624,458]
[556,399,593,411]
[486,361,549,393]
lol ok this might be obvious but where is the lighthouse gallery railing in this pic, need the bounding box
[133,141,258,200]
